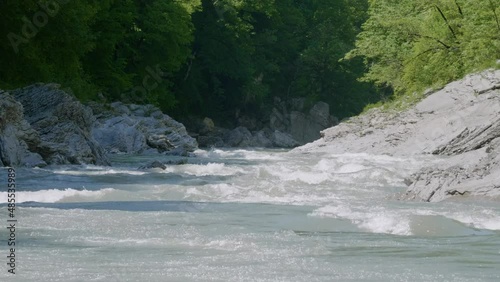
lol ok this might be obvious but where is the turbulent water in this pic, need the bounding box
[1,149,499,281]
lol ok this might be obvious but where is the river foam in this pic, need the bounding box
[0,188,118,203]
[2,149,500,282]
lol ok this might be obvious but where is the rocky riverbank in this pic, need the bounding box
[0,84,197,167]
[186,98,337,148]
[296,69,500,202]
[0,83,336,167]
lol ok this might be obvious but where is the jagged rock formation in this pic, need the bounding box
[297,69,500,202]
[90,102,198,155]
[0,91,45,167]
[11,84,110,165]
[0,84,110,166]
[1,84,199,167]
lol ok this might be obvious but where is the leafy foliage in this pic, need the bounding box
[172,0,380,120]
[0,0,200,104]
[0,0,382,123]
[348,0,500,99]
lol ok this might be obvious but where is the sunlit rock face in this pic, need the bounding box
[297,69,500,202]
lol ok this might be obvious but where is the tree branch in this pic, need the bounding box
[407,47,446,64]
[409,33,451,49]
[454,0,463,16]
[489,0,500,32]
[435,5,457,39]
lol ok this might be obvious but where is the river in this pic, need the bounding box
[1,149,499,281]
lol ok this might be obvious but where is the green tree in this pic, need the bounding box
[85,0,201,107]
[172,0,277,122]
[0,0,101,97]
[290,0,379,118]
[348,0,500,99]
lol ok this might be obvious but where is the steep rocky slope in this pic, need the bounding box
[296,69,500,202]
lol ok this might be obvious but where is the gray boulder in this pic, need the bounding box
[269,107,289,132]
[271,130,300,148]
[138,159,188,170]
[91,102,197,154]
[198,135,225,148]
[290,111,326,144]
[91,116,147,153]
[224,126,253,147]
[138,160,166,170]
[270,99,337,146]
[0,91,45,167]
[200,117,215,134]
[251,130,274,148]
[309,101,333,128]
[10,84,109,166]
[184,117,229,148]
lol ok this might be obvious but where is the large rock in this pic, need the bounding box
[91,115,147,153]
[197,135,225,148]
[296,69,500,202]
[270,99,337,145]
[289,111,326,144]
[224,126,253,147]
[0,91,45,167]
[10,84,109,166]
[182,116,230,148]
[404,138,500,202]
[309,101,334,128]
[91,102,198,154]
[271,130,300,148]
[186,98,336,148]
[269,107,289,132]
[251,130,274,148]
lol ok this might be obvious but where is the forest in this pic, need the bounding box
[1,0,499,124]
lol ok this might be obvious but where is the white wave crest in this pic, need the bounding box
[311,205,411,236]
[53,169,147,176]
[166,163,245,176]
[0,188,117,203]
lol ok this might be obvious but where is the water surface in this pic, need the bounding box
[1,149,499,281]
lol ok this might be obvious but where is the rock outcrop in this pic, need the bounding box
[188,98,336,148]
[6,84,109,166]
[189,117,299,148]
[91,102,198,155]
[0,91,45,167]
[270,98,338,144]
[297,69,500,202]
[1,84,197,167]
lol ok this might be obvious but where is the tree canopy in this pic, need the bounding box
[1,0,497,124]
[347,0,500,97]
